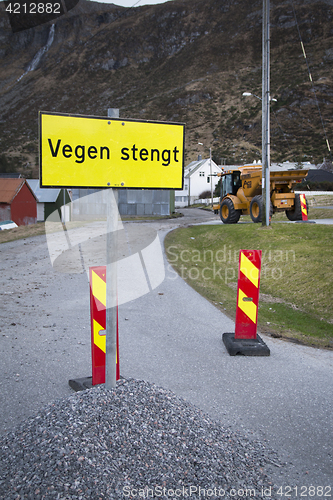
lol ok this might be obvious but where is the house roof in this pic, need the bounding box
[184,158,221,178]
[0,178,38,204]
[306,169,333,182]
[27,179,61,203]
[0,178,25,204]
[0,173,22,178]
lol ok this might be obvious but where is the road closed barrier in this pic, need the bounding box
[300,193,308,221]
[222,249,270,356]
[90,266,120,384]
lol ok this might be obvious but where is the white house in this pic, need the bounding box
[175,156,222,207]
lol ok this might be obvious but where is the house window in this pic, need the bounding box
[199,172,205,177]
[184,184,188,189]
[207,176,210,183]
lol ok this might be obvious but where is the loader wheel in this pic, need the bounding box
[250,196,274,223]
[286,194,308,221]
[250,195,263,223]
[220,198,241,224]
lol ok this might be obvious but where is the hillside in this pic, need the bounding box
[0,0,332,177]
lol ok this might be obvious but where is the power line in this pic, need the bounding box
[290,0,332,161]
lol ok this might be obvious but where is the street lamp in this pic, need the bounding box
[242,92,277,102]
[242,76,277,227]
[242,90,269,224]
[243,89,270,226]
[242,1,276,227]
[198,142,213,209]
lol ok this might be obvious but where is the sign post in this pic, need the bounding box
[40,110,185,390]
[105,108,119,389]
[105,187,118,388]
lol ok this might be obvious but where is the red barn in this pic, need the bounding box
[0,179,37,226]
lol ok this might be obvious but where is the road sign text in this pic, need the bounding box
[48,139,111,164]
[121,145,180,166]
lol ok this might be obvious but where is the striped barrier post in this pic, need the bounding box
[222,249,270,356]
[90,266,120,385]
[235,250,261,339]
[299,194,308,221]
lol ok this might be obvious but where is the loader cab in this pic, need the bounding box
[221,171,242,198]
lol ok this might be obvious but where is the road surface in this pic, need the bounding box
[0,208,332,494]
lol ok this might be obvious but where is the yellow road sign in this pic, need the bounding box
[39,112,185,189]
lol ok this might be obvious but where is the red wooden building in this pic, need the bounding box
[0,179,37,226]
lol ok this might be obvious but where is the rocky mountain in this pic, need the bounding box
[0,0,332,177]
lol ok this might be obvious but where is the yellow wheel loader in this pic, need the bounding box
[213,165,308,224]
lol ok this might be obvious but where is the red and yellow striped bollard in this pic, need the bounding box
[90,266,120,385]
[235,250,261,339]
[223,249,270,356]
[299,194,308,221]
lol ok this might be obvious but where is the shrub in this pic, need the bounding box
[198,190,212,199]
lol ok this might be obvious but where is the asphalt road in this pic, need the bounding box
[0,208,332,494]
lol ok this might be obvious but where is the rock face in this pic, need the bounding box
[0,0,333,174]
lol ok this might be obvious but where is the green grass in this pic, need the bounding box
[307,208,333,219]
[164,223,333,349]
[0,222,46,244]
[271,208,333,221]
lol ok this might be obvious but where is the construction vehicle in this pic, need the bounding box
[213,165,308,224]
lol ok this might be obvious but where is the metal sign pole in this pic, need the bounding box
[105,108,119,389]
[262,0,270,226]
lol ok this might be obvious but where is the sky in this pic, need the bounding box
[96,0,170,6]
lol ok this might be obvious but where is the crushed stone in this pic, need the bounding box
[0,378,282,499]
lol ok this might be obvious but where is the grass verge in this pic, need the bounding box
[164,223,333,350]
[0,222,46,244]
[0,213,183,245]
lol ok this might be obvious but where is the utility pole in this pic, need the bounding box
[210,147,213,208]
[262,0,270,226]
[198,142,214,208]
[188,169,191,207]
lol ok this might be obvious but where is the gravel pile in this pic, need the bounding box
[0,378,282,499]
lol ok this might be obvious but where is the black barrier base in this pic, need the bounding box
[222,332,270,356]
[69,376,125,392]
[68,377,93,392]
